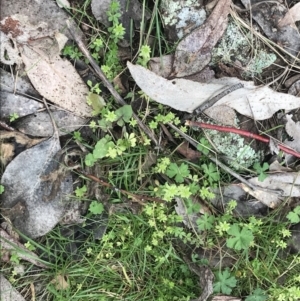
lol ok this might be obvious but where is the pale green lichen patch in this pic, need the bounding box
[160,0,206,39]
[197,117,263,170]
[211,20,276,77]
[244,51,277,76]
[206,129,263,170]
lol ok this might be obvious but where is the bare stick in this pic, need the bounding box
[66,20,158,145]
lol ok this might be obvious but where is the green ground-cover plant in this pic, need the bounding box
[9,112,19,122]
[3,209,200,300]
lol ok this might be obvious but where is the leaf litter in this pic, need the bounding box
[1,100,74,238]
[172,0,231,77]
[0,14,93,117]
[15,109,87,137]
[128,62,300,121]
[1,0,300,300]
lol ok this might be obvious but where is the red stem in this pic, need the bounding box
[186,120,300,158]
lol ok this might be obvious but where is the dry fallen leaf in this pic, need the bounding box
[51,274,69,290]
[176,141,202,160]
[128,63,300,121]
[175,198,200,231]
[149,55,173,78]
[0,0,83,41]
[172,0,231,77]
[15,110,87,137]
[21,43,92,117]
[56,0,71,9]
[0,274,26,301]
[0,31,22,65]
[211,296,241,301]
[210,185,268,217]
[284,114,300,153]
[240,0,300,56]
[0,69,43,119]
[128,62,229,113]
[278,2,300,28]
[0,131,44,166]
[240,172,300,208]
[1,107,73,238]
[0,228,47,268]
[0,14,93,117]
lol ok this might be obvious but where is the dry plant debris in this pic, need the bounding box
[1,0,300,300]
[172,0,231,77]
[0,14,93,117]
[128,62,300,121]
[1,101,74,238]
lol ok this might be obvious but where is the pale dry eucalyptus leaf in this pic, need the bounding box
[15,110,88,137]
[0,14,93,117]
[172,0,231,77]
[240,172,300,208]
[212,83,300,120]
[269,160,292,172]
[56,0,71,9]
[128,63,300,121]
[210,185,268,217]
[174,197,200,231]
[0,31,22,65]
[0,0,83,41]
[21,43,93,117]
[1,127,73,238]
[211,296,241,301]
[278,2,300,28]
[127,62,227,113]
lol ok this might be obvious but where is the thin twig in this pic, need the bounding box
[66,20,158,146]
[0,121,15,131]
[79,170,164,205]
[265,65,289,87]
[193,83,244,114]
[186,120,300,158]
[43,98,59,139]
